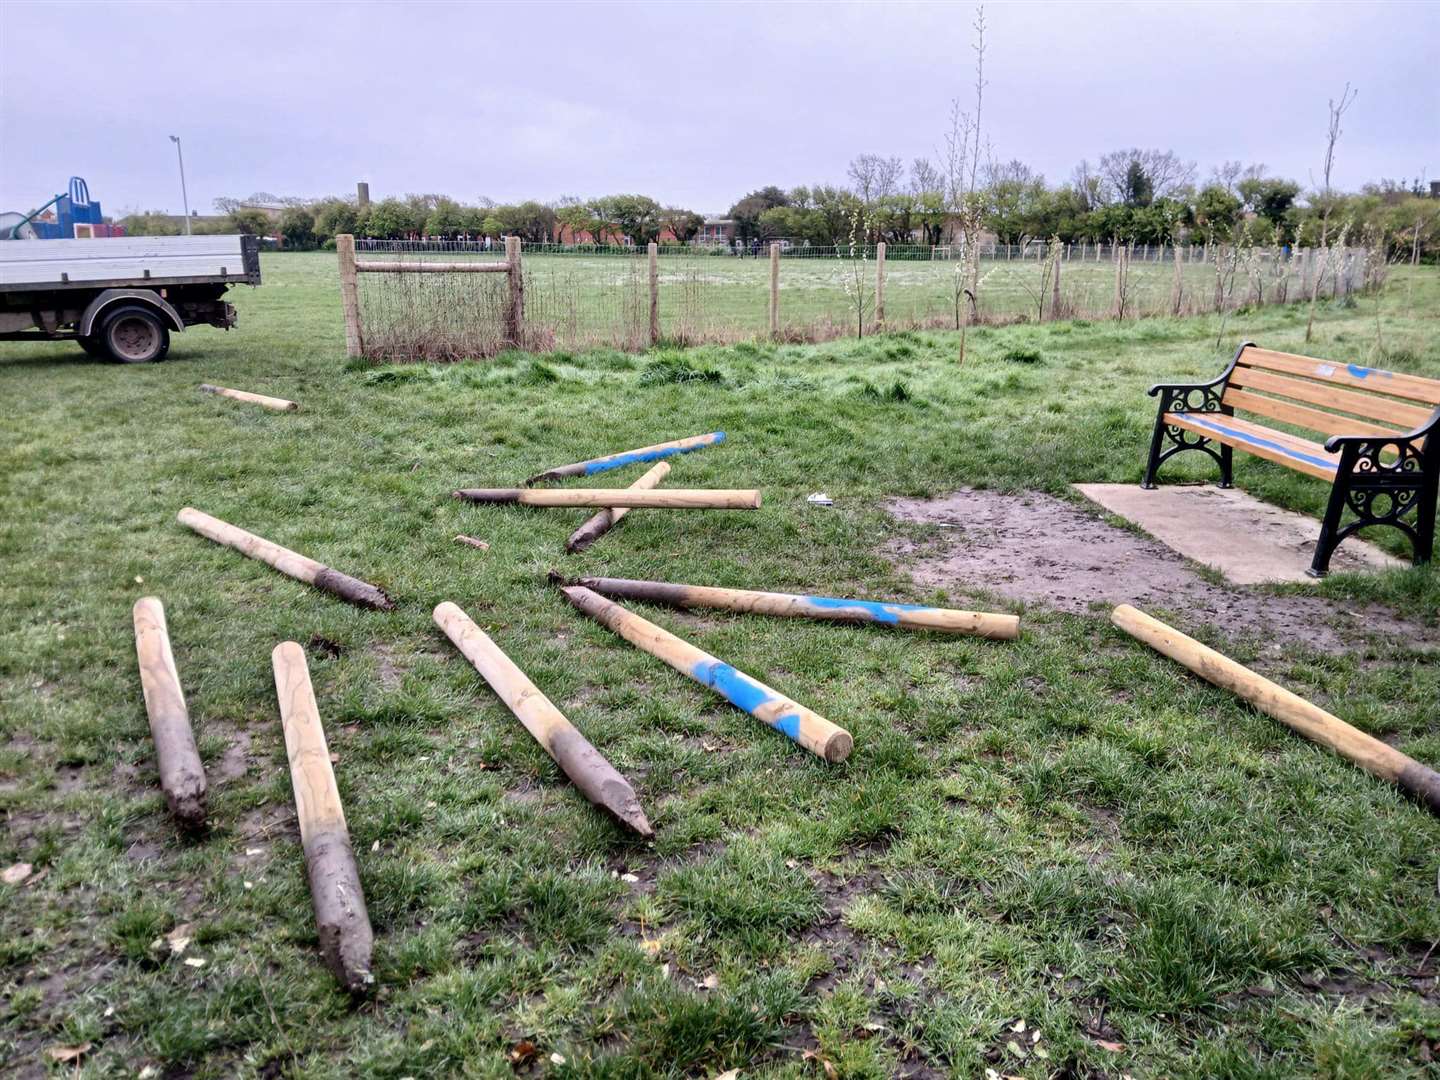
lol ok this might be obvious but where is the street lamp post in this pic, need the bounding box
[169,135,191,235]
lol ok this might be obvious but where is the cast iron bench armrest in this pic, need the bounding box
[1146,373,1229,397]
[1323,406,1440,454]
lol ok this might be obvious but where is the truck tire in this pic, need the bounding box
[77,334,106,358]
[99,304,170,363]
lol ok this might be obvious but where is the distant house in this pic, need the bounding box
[697,217,736,245]
[554,222,681,246]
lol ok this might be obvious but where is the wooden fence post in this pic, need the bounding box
[1171,238,1184,314]
[336,234,363,358]
[647,241,660,347]
[768,242,780,338]
[504,236,524,347]
[875,241,886,331]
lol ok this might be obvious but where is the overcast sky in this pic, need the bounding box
[2,0,1436,218]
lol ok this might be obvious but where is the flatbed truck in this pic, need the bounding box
[0,234,261,362]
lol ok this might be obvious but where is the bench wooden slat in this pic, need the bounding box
[1164,412,1338,482]
[1221,387,1404,439]
[1239,347,1440,406]
[1228,365,1436,429]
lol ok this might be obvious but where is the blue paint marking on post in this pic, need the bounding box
[691,658,804,738]
[581,432,726,475]
[803,595,930,624]
[1178,414,1339,472]
[772,714,802,740]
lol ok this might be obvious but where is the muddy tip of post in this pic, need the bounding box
[546,569,569,586]
[624,807,656,839]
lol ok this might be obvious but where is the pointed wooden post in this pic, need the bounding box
[336,234,363,358]
[768,241,780,338]
[647,241,660,347]
[874,241,886,330]
[133,598,207,828]
[504,235,524,347]
[272,642,374,991]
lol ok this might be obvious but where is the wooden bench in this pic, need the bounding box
[1141,342,1440,577]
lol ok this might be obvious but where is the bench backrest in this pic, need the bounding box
[1222,346,1440,442]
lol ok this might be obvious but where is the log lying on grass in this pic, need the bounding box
[560,585,853,763]
[272,642,374,991]
[454,488,760,510]
[177,507,394,610]
[526,431,725,485]
[566,461,671,554]
[1111,604,1440,815]
[566,575,1020,639]
[433,602,653,836]
[132,597,207,828]
[199,384,300,412]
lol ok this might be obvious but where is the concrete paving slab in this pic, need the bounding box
[1073,483,1406,585]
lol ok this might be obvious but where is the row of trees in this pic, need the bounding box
[118,163,1438,262]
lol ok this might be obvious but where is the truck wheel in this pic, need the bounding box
[100,305,170,363]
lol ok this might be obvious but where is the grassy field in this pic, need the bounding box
[2,253,1438,1078]
[353,245,1342,355]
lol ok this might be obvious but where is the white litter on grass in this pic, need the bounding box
[806,492,834,506]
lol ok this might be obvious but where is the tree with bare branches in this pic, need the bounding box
[1305,82,1358,343]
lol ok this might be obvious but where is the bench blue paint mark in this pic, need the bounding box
[582,432,725,475]
[1175,413,1338,472]
[691,658,803,738]
[804,595,929,624]
[1346,363,1392,381]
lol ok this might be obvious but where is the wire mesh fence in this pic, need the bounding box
[345,237,1380,362]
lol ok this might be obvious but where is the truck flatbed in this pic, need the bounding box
[0,234,261,291]
[0,234,261,362]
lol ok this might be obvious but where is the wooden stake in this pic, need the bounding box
[875,240,886,330]
[504,235,524,346]
[433,602,652,836]
[560,586,852,763]
[566,576,1019,639]
[271,642,374,991]
[199,384,299,412]
[453,534,490,551]
[525,431,725,484]
[455,488,759,510]
[177,507,394,610]
[566,461,670,554]
[132,597,206,828]
[336,234,364,359]
[768,242,780,338]
[647,241,660,347]
[1111,605,1440,815]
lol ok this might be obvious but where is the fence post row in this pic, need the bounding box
[339,235,1375,359]
[337,233,364,358]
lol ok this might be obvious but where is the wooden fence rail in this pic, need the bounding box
[337,232,523,358]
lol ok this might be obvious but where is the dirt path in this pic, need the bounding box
[886,489,1436,656]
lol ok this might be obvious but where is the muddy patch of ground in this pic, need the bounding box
[887,489,1436,655]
